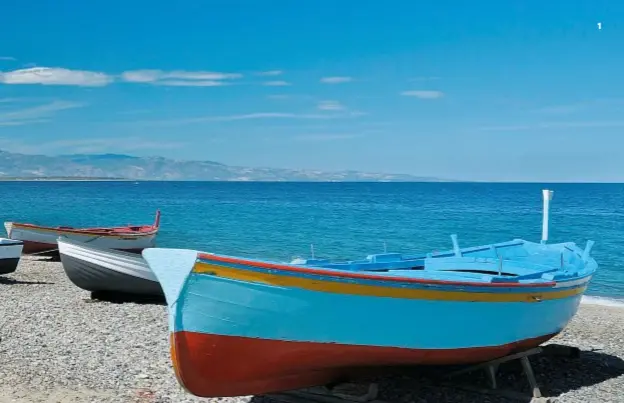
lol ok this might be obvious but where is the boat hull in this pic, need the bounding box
[5,223,156,254]
[170,330,557,397]
[59,239,163,296]
[143,248,592,398]
[0,239,23,275]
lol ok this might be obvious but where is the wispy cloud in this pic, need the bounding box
[534,99,624,115]
[256,70,283,76]
[154,80,227,87]
[320,76,353,84]
[0,56,16,61]
[294,133,360,142]
[317,100,345,111]
[400,90,444,99]
[262,80,291,86]
[478,120,624,132]
[135,111,362,127]
[267,94,290,100]
[0,136,186,154]
[410,76,440,81]
[120,69,242,86]
[0,67,112,87]
[0,100,85,126]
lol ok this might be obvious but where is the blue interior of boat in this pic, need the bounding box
[289,236,597,284]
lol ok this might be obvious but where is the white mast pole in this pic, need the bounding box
[541,189,554,244]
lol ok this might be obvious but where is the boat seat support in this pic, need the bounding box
[442,344,580,402]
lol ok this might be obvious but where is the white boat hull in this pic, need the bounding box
[0,238,24,275]
[4,222,156,254]
[58,238,163,296]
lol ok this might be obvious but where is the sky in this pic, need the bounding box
[0,0,623,182]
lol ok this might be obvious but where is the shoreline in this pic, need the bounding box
[581,294,624,307]
[1,256,623,402]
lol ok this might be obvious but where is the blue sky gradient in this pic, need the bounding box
[0,0,622,181]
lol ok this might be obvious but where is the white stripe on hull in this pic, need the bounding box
[554,276,593,288]
[6,225,156,250]
[58,239,156,281]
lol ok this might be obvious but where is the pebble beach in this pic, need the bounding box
[1,256,624,403]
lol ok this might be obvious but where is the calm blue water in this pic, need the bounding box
[1,181,622,298]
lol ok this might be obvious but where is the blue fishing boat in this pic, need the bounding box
[142,189,598,398]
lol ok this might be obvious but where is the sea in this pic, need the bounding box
[1,181,623,303]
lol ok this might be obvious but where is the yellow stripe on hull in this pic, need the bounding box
[193,262,586,303]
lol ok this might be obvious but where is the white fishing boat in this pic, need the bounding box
[0,238,24,275]
[58,237,163,297]
[4,210,160,255]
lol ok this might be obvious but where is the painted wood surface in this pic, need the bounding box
[4,210,160,253]
[0,238,23,274]
[142,238,598,398]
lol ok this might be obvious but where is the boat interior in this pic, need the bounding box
[288,236,597,284]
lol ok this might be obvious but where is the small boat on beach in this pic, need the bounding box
[141,190,598,398]
[4,210,161,255]
[0,238,24,275]
[58,237,163,297]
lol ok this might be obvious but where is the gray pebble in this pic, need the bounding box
[1,256,623,403]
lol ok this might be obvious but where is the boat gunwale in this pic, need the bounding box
[197,253,565,288]
[196,238,598,289]
[4,210,161,238]
[0,238,24,246]
[57,237,148,260]
[5,221,159,237]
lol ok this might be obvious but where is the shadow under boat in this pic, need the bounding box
[258,344,624,403]
[57,237,164,302]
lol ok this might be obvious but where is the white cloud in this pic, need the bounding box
[262,80,291,86]
[203,112,335,122]
[479,121,624,132]
[294,133,359,142]
[0,136,185,154]
[121,69,242,86]
[256,70,283,76]
[0,100,85,126]
[410,76,440,81]
[0,56,16,61]
[317,100,344,111]
[400,90,444,99]
[320,76,353,84]
[136,111,361,126]
[267,94,290,100]
[154,80,227,87]
[0,67,112,86]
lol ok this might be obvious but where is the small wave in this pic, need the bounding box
[581,295,624,308]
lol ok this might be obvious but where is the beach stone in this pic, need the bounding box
[1,256,623,403]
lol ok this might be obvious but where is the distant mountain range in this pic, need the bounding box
[0,150,451,182]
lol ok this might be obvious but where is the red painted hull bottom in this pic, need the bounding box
[20,240,144,255]
[170,331,558,398]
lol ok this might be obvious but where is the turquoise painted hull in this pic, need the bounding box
[142,238,597,397]
[178,271,585,349]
